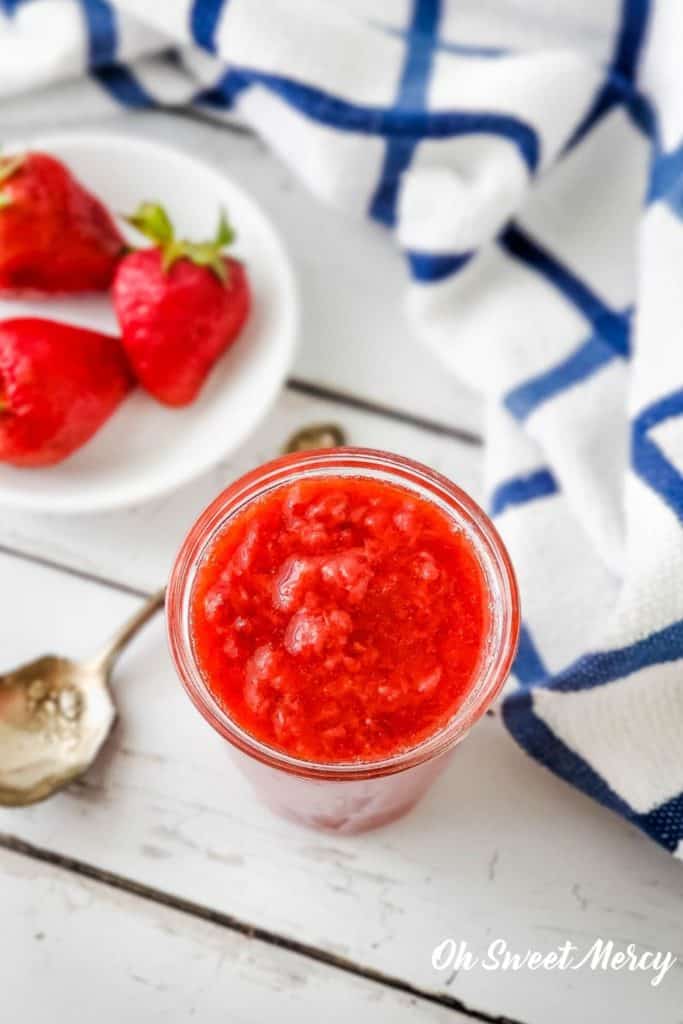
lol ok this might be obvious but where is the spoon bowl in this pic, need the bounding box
[0,654,116,806]
[0,590,165,806]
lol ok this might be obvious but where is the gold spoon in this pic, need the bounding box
[0,422,347,808]
[0,590,166,807]
[283,422,346,453]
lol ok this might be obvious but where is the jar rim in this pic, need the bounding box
[167,447,520,781]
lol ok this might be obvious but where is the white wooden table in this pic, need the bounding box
[1,111,682,1024]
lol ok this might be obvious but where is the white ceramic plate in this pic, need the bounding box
[0,133,298,513]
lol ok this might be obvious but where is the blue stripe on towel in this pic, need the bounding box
[406,249,473,281]
[514,625,549,686]
[632,388,683,522]
[504,688,683,852]
[81,0,116,65]
[503,690,634,812]
[197,67,540,170]
[610,0,652,83]
[564,0,652,151]
[80,0,153,107]
[500,224,631,420]
[195,69,251,110]
[94,63,154,107]
[378,23,508,60]
[634,792,683,851]
[648,141,683,218]
[504,333,621,422]
[501,225,630,354]
[431,38,508,59]
[369,0,442,227]
[490,467,558,517]
[551,616,683,693]
[190,0,229,55]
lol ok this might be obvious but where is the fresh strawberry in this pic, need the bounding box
[0,152,124,295]
[0,318,134,467]
[112,203,251,407]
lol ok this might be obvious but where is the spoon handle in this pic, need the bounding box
[91,589,166,677]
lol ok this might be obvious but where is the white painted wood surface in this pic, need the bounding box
[0,845,465,1023]
[2,552,683,1023]
[1,110,682,1024]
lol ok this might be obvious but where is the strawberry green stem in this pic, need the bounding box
[125,202,236,284]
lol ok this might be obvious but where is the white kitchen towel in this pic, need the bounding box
[2,0,682,858]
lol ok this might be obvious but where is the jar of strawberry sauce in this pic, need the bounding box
[167,448,519,834]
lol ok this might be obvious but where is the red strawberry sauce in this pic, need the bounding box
[190,476,489,763]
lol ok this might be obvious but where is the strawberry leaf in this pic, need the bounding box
[214,211,235,248]
[126,202,235,283]
[126,202,175,245]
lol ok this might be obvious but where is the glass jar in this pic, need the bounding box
[167,448,519,834]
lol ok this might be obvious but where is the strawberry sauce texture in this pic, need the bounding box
[191,477,490,763]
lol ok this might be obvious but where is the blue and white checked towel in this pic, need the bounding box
[2,0,683,859]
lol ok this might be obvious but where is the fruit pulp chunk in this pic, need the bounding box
[191,476,489,763]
